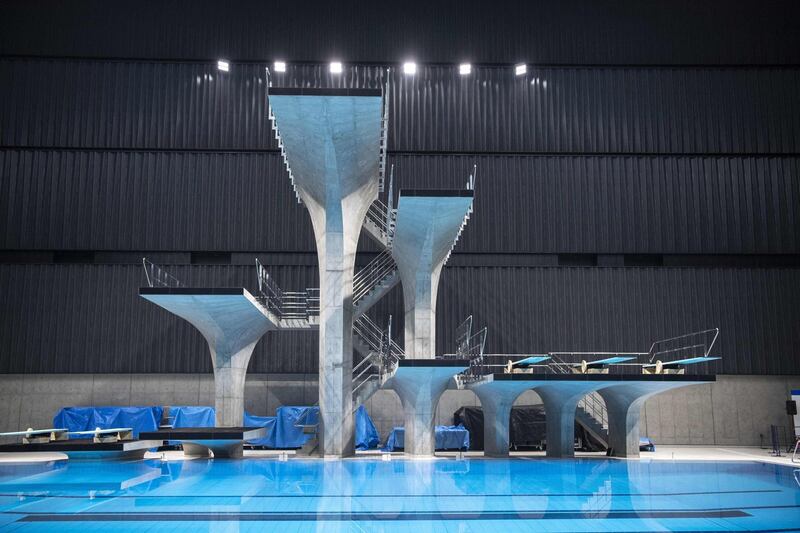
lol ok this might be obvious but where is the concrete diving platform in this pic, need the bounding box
[392,189,474,359]
[140,427,266,459]
[269,87,386,457]
[140,287,278,428]
[469,373,715,458]
[383,359,468,456]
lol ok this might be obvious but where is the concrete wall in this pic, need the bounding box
[1,373,797,448]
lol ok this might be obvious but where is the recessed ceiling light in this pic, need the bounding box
[459,63,472,75]
[330,61,343,74]
[515,63,527,76]
[274,61,286,72]
[217,59,230,72]
[403,62,417,75]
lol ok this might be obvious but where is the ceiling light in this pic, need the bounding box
[515,63,527,76]
[274,61,286,72]
[330,61,343,74]
[217,59,230,72]
[459,63,472,75]
[403,62,417,75]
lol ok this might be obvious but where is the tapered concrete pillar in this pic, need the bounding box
[599,381,702,458]
[534,382,612,458]
[269,88,384,457]
[384,361,467,456]
[392,191,473,358]
[140,288,276,427]
[470,380,533,457]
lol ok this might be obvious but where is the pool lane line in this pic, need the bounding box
[16,509,753,522]
[0,488,783,498]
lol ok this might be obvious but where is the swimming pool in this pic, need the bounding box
[0,458,798,531]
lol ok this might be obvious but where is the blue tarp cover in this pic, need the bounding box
[243,412,278,447]
[53,406,163,438]
[355,405,380,450]
[383,425,470,451]
[170,406,215,428]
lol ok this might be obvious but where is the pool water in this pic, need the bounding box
[0,458,798,531]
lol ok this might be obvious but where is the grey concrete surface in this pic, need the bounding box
[140,290,274,427]
[1,374,797,450]
[392,193,473,358]
[269,92,383,457]
[383,365,466,456]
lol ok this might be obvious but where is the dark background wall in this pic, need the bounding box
[1,0,798,375]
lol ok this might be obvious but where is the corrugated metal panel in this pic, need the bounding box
[2,60,799,153]
[1,263,798,375]
[2,150,798,254]
[2,0,800,65]
[0,264,318,373]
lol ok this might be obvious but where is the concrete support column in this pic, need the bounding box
[211,340,258,427]
[267,91,385,457]
[599,382,691,458]
[386,367,461,456]
[535,383,608,458]
[391,192,474,359]
[471,383,531,457]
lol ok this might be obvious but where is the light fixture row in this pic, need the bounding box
[217,59,530,77]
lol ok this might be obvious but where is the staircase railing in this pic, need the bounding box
[377,87,390,193]
[255,259,319,320]
[364,199,397,246]
[454,316,473,358]
[142,258,182,288]
[454,324,488,385]
[353,250,397,306]
[352,315,404,400]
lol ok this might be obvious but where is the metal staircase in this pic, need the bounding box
[353,250,399,318]
[352,315,404,409]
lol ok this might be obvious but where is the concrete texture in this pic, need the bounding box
[1,374,797,450]
[383,365,467,456]
[470,381,534,457]
[269,90,384,457]
[391,192,473,358]
[140,289,275,427]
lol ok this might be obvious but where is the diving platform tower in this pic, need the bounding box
[268,87,386,457]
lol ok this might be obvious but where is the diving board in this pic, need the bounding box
[643,356,721,374]
[507,356,550,373]
[569,356,636,374]
[0,428,69,444]
[70,427,134,443]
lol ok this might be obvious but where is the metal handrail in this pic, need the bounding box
[142,258,182,288]
[364,199,397,245]
[255,259,319,320]
[455,316,473,358]
[353,250,397,305]
[648,328,719,363]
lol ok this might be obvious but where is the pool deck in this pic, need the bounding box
[3,445,798,467]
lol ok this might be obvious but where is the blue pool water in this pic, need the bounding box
[0,458,798,531]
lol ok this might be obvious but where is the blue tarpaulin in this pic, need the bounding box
[355,405,380,450]
[243,412,277,447]
[52,406,163,438]
[383,425,470,451]
[169,406,215,428]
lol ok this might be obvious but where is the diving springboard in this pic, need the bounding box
[0,428,69,444]
[643,356,721,374]
[507,356,550,373]
[70,427,134,443]
[569,356,637,374]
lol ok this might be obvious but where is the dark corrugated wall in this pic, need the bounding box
[2,150,798,254]
[0,264,798,375]
[1,4,799,377]
[2,60,800,153]
[2,1,800,65]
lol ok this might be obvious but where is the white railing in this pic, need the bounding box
[364,199,396,246]
[142,258,182,288]
[377,85,390,193]
[353,250,397,306]
[648,328,719,363]
[352,315,404,400]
